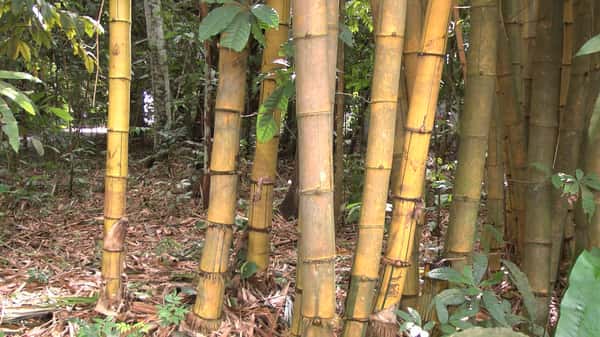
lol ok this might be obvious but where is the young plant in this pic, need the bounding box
[428,253,544,336]
[157,291,189,327]
[551,169,600,220]
[396,307,436,337]
[73,317,150,337]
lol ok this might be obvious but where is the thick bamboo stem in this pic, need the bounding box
[520,0,538,129]
[293,2,336,336]
[97,0,131,314]
[550,0,592,286]
[247,0,291,272]
[342,2,407,337]
[445,0,499,270]
[186,42,248,332]
[522,0,563,325]
[485,100,505,272]
[372,0,452,317]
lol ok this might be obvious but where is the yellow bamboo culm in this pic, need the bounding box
[370,0,452,328]
[247,0,291,273]
[445,0,499,270]
[97,0,131,315]
[186,41,248,333]
[293,2,337,337]
[342,2,407,337]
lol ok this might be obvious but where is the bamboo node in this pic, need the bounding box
[208,169,238,176]
[252,176,274,202]
[381,256,411,268]
[248,226,270,233]
[391,195,421,203]
[206,221,235,231]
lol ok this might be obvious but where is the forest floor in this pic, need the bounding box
[0,138,381,337]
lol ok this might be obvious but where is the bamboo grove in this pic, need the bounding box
[86,0,600,335]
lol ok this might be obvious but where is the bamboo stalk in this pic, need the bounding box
[520,0,539,130]
[247,0,291,273]
[485,100,505,272]
[186,37,248,333]
[497,6,527,255]
[293,2,336,336]
[97,0,131,315]
[522,0,563,325]
[371,0,452,322]
[445,0,499,270]
[342,2,407,337]
[334,0,346,227]
[550,0,592,287]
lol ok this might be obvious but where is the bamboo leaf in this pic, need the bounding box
[250,4,279,29]
[502,259,537,321]
[0,71,42,83]
[220,11,251,52]
[198,5,243,42]
[0,81,37,115]
[576,33,600,56]
[48,104,73,122]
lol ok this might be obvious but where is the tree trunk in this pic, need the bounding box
[445,0,499,270]
[144,0,173,139]
[247,0,291,273]
[186,43,248,333]
[371,0,452,327]
[342,2,407,337]
[522,0,562,325]
[293,2,336,336]
[96,0,131,315]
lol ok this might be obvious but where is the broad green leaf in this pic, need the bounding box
[198,5,243,41]
[551,174,563,189]
[482,290,508,326]
[449,327,528,337]
[583,173,600,191]
[429,267,470,285]
[220,11,251,52]
[576,169,585,181]
[581,185,596,221]
[472,253,488,284]
[502,259,537,321]
[0,71,42,83]
[31,137,45,156]
[250,4,279,29]
[480,271,504,287]
[576,33,600,56]
[434,288,467,323]
[0,81,37,115]
[407,307,421,326]
[555,249,600,337]
[256,111,278,143]
[0,97,19,152]
[48,104,73,122]
[240,261,258,279]
[251,22,265,46]
[339,23,355,47]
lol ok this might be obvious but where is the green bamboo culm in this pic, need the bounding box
[444,0,499,270]
[522,0,563,325]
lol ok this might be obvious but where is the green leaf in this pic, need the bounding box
[429,267,470,285]
[251,22,266,46]
[240,261,258,279]
[339,23,355,47]
[48,104,73,122]
[0,97,19,153]
[576,33,600,56]
[576,169,585,181]
[583,173,600,191]
[480,271,504,288]
[502,259,537,322]
[0,81,37,115]
[31,137,44,156]
[552,174,563,189]
[434,288,467,323]
[449,327,528,337]
[0,71,42,83]
[555,249,600,337]
[581,185,596,221]
[482,290,508,326]
[198,5,243,41]
[220,11,251,52]
[472,253,488,285]
[250,4,279,29]
[256,110,278,143]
